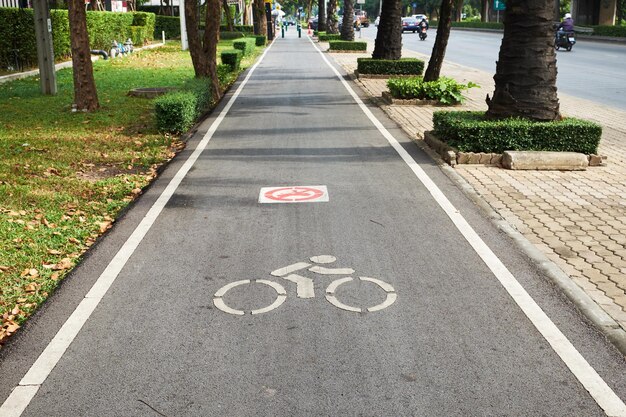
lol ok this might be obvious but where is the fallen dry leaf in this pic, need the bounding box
[68,237,80,244]
[53,258,72,270]
[47,249,62,255]
[24,283,37,293]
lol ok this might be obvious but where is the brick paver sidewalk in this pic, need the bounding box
[324,41,626,336]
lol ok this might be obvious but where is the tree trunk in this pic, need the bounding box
[454,0,463,21]
[222,0,234,31]
[481,0,488,22]
[205,0,222,102]
[186,0,209,76]
[68,0,99,111]
[253,0,266,35]
[424,0,453,81]
[340,0,354,40]
[327,0,338,33]
[372,0,402,59]
[318,0,326,32]
[486,0,561,121]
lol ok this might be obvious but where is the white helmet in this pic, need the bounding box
[564,13,571,18]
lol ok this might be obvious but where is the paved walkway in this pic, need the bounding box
[325,42,626,336]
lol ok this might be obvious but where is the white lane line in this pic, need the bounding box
[0,42,277,416]
[308,37,626,416]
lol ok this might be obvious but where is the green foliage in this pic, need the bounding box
[221,49,243,70]
[154,78,212,133]
[430,20,504,30]
[328,40,367,51]
[387,76,478,104]
[0,8,155,70]
[254,35,267,46]
[357,57,424,75]
[590,25,626,37]
[233,38,256,56]
[432,111,602,154]
[318,33,341,41]
[154,15,181,39]
[219,24,253,32]
[220,31,247,39]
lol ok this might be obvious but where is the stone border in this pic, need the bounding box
[381,91,438,106]
[327,49,367,53]
[354,70,419,79]
[424,131,606,169]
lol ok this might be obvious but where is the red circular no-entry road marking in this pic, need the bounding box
[264,187,325,202]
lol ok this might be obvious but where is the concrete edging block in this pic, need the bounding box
[502,151,588,171]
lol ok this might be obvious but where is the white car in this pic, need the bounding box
[412,14,428,23]
[374,16,380,27]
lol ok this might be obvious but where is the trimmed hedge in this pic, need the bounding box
[590,25,626,37]
[220,31,246,39]
[387,76,477,104]
[254,35,267,46]
[432,111,602,154]
[155,15,181,39]
[0,8,155,70]
[328,40,367,51]
[357,57,424,76]
[221,49,242,71]
[219,24,253,33]
[154,78,212,134]
[429,20,504,30]
[318,33,341,41]
[233,38,256,56]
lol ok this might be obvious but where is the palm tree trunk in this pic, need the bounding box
[423,0,453,81]
[486,0,561,121]
[340,0,354,40]
[372,0,402,59]
[327,0,338,33]
[68,0,99,111]
[318,0,326,32]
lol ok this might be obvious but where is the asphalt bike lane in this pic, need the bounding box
[1,31,626,416]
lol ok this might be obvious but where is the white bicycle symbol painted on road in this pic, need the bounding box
[213,255,397,316]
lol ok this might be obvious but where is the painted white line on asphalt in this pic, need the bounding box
[310,255,337,264]
[283,274,316,298]
[308,36,626,416]
[0,41,277,417]
[309,265,355,275]
[326,294,362,313]
[270,262,311,277]
[0,386,39,417]
[214,279,251,297]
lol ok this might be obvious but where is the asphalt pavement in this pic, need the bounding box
[1,31,625,416]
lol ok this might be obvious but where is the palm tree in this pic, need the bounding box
[372,0,402,59]
[340,0,355,40]
[327,0,339,34]
[486,0,560,121]
[424,0,454,81]
[318,0,327,32]
[68,0,99,111]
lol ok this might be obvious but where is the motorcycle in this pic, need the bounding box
[555,30,575,51]
[419,26,427,40]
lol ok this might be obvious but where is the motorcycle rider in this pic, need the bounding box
[557,12,574,42]
[418,17,429,31]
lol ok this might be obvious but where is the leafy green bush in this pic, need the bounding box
[219,24,253,33]
[154,78,213,134]
[220,31,246,39]
[387,76,478,104]
[254,35,267,46]
[132,11,155,40]
[357,57,424,76]
[432,111,602,154]
[221,49,243,71]
[154,92,198,134]
[590,25,626,37]
[328,40,367,51]
[233,38,256,56]
[318,34,341,41]
[154,15,180,39]
[430,20,504,30]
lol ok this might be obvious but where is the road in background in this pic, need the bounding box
[360,27,626,110]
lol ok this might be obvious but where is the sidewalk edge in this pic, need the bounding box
[411,136,626,357]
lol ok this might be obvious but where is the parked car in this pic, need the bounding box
[412,14,428,23]
[401,17,419,33]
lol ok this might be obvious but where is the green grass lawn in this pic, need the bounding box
[0,40,265,346]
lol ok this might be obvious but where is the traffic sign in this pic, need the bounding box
[494,0,505,11]
[259,186,329,203]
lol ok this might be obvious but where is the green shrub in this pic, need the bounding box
[220,31,246,39]
[132,11,155,41]
[254,35,267,46]
[357,57,424,76]
[328,40,367,51]
[430,20,504,30]
[217,64,233,85]
[154,78,212,133]
[233,38,256,56]
[432,111,602,154]
[221,49,242,70]
[219,24,253,32]
[387,76,478,104]
[155,15,180,39]
[154,92,198,134]
[590,25,626,37]
[318,34,341,41]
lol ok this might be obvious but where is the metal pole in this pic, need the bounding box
[179,0,188,50]
[33,0,57,95]
[378,0,382,17]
